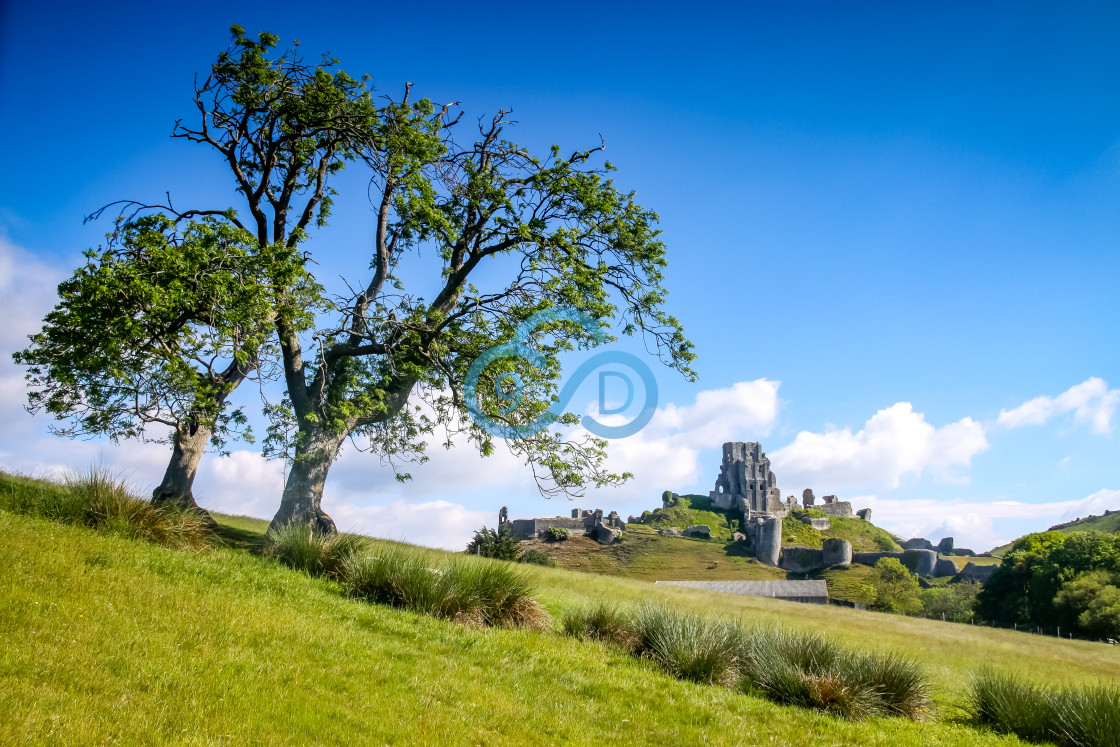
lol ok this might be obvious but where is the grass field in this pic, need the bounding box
[2,473,1119,745]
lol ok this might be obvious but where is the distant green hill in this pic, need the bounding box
[990,510,1120,557]
[1048,510,1120,535]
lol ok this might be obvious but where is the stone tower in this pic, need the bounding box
[709,441,785,517]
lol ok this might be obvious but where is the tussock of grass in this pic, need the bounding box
[341,548,550,630]
[632,604,743,686]
[562,603,639,650]
[970,670,1120,746]
[560,602,932,721]
[738,626,931,721]
[263,523,367,577]
[0,467,211,551]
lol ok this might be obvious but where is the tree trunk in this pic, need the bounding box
[268,428,343,534]
[151,419,217,528]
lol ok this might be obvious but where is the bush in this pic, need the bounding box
[341,549,550,629]
[0,467,212,551]
[868,557,923,614]
[545,526,570,542]
[922,580,981,622]
[561,603,639,650]
[263,523,367,577]
[465,525,520,560]
[970,670,1120,747]
[632,604,742,687]
[518,549,557,567]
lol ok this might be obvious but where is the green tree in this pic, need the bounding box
[921,579,981,623]
[868,557,923,614]
[15,216,292,513]
[257,90,695,532]
[466,525,520,561]
[977,530,1120,637]
[16,26,376,513]
[1054,571,1120,638]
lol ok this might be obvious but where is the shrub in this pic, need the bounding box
[632,604,742,687]
[263,523,367,577]
[561,603,639,650]
[465,525,520,560]
[545,526,570,542]
[868,557,923,614]
[518,549,557,567]
[341,549,549,629]
[970,670,1120,747]
[922,580,981,622]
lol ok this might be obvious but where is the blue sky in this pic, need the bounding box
[1,1,1117,550]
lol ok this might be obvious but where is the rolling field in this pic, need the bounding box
[2,488,1119,745]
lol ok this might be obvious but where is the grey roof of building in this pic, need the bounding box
[655,580,829,598]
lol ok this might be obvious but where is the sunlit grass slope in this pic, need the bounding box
[0,510,1035,747]
[2,472,1118,745]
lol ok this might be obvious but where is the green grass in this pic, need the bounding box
[640,494,738,541]
[820,515,904,553]
[519,524,788,581]
[263,522,368,577]
[2,471,1119,744]
[1050,512,1120,536]
[0,509,1039,746]
[970,670,1120,746]
[564,602,933,721]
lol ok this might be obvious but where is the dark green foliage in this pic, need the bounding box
[0,469,211,551]
[465,525,520,561]
[15,216,295,450]
[262,524,367,577]
[340,549,549,629]
[977,531,1120,637]
[970,670,1120,747]
[867,557,923,614]
[921,580,981,622]
[545,526,570,542]
[518,549,557,567]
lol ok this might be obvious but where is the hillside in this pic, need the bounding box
[1049,511,1120,535]
[522,495,1000,601]
[990,510,1120,557]
[3,472,1119,745]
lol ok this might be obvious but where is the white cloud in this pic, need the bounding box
[0,235,64,443]
[770,402,989,493]
[331,500,491,551]
[587,379,781,512]
[997,377,1120,434]
[857,489,1120,553]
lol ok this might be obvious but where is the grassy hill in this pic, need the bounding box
[522,495,1002,602]
[1048,511,1120,535]
[990,510,1120,557]
[3,472,1119,744]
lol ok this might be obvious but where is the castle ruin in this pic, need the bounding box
[709,442,790,518]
